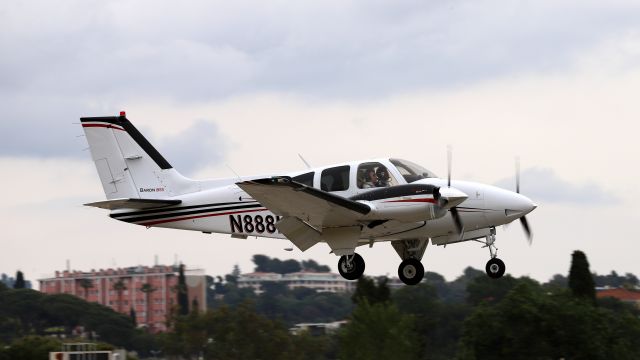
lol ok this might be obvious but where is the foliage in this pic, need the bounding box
[162,302,303,359]
[339,300,419,360]
[252,254,302,274]
[457,282,640,360]
[351,276,391,305]
[13,271,25,289]
[78,278,93,299]
[0,288,156,355]
[0,335,61,360]
[593,270,639,288]
[393,283,471,360]
[568,250,596,303]
[177,264,189,316]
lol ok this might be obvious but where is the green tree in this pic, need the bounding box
[78,278,93,300]
[568,250,596,303]
[1,335,61,360]
[140,283,157,327]
[301,259,331,272]
[351,276,390,305]
[13,271,25,289]
[162,302,300,359]
[129,307,137,327]
[339,300,419,360]
[112,279,127,313]
[458,281,640,360]
[177,264,189,316]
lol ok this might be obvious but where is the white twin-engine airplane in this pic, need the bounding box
[81,112,536,285]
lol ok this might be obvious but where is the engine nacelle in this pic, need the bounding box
[350,184,467,223]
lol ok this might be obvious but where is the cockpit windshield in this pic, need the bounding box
[390,158,438,183]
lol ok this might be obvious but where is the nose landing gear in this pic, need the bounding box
[478,228,506,279]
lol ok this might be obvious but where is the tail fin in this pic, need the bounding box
[81,112,196,200]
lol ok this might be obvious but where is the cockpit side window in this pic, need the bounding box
[292,171,314,187]
[357,162,398,189]
[390,158,437,183]
[321,165,350,192]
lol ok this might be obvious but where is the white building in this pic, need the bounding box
[238,271,355,294]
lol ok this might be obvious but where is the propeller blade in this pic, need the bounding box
[515,157,520,194]
[520,216,532,244]
[447,145,452,188]
[450,207,464,235]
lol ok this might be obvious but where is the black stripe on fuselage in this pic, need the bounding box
[110,201,259,218]
[350,184,438,202]
[111,203,263,223]
[80,115,172,170]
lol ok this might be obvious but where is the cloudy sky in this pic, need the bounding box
[2,0,640,285]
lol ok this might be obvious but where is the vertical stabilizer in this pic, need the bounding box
[81,112,197,200]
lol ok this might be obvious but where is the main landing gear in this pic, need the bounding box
[398,258,424,286]
[338,253,365,280]
[479,230,506,279]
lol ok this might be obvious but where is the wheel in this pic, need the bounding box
[485,258,506,279]
[398,258,425,285]
[338,253,365,280]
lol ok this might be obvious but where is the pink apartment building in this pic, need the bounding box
[39,264,206,332]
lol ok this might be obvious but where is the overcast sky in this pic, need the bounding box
[2,0,640,285]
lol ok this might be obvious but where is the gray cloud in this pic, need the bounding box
[157,120,228,176]
[2,1,640,101]
[493,167,619,205]
[2,1,640,158]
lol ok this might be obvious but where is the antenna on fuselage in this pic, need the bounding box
[298,154,312,169]
[226,163,242,182]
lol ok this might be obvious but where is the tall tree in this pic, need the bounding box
[78,278,93,300]
[568,250,596,303]
[177,264,189,316]
[130,307,137,327]
[140,283,157,328]
[13,271,25,289]
[112,279,127,313]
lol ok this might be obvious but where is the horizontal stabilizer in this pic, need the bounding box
[84,198,182,210]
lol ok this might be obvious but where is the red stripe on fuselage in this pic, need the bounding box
[139,208,268,226]
[384,198,437,204]
[82,123,125,131]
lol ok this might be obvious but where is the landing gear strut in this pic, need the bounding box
[338,253,365,280]
[398,258,424,286]
[477,229,506,279]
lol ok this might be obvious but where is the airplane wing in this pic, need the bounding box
[236,177,371,228]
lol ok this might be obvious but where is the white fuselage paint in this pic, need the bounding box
[111,158,536,247]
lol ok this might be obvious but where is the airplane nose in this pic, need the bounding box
[516,194,536,215]
[503,193,536,218]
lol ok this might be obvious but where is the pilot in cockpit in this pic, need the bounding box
[362,168,378,188]
[375,167,391,187]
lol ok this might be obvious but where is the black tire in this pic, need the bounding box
[338,253,365,280]
[485,258,506,279]
[398,258,425,285]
